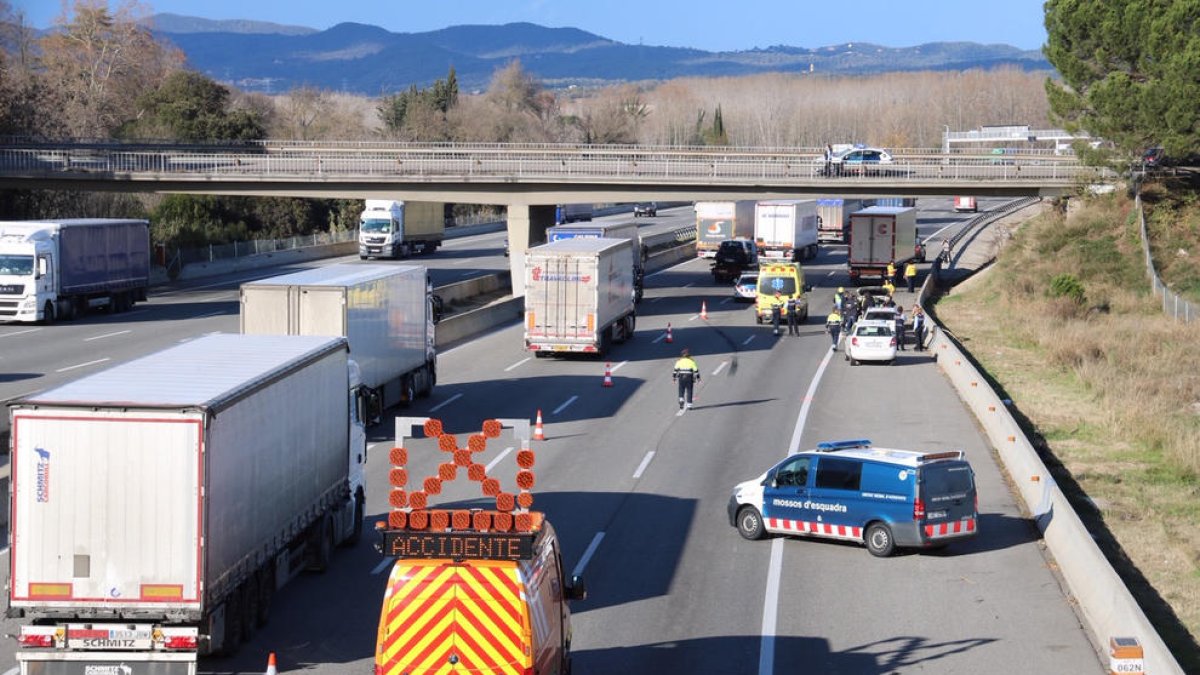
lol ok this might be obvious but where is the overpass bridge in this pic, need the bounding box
[0,141,1113,293]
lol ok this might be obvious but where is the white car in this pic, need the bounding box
[845,319,897,365]
[831,147,894,176]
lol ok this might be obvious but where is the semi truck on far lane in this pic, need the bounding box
[695,200,756,258]
[358,200,446,259]
[846,206,923,285]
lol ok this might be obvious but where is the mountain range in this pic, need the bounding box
[147,14,1052,96]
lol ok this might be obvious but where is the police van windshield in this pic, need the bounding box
[922,464,974,497]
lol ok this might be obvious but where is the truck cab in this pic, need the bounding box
[0,226,54,323]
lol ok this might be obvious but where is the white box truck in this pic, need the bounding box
[754,199,819,261]
[359,200,446,259]
[240,264,437,423]
[524,238,637,357]
[546,220,644,302]
[0,219,150,323]
[816,198,866,243]
[695,200,756,258]
[7,334,367,672]
[847,206,923,284]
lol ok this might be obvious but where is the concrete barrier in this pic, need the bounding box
[921,275,1183,674]
[435,296,523,348]
[436,272,510,306]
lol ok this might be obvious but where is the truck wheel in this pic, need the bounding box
[599,329,613,357]
[346,491,365,546]
[308,515,334,573]
[40,301,54,325]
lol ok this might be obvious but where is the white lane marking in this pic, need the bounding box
[572,532,605,578]
[429,393,463,412]
[649,297,664,303]
[712,361,728,376]
[56,358,110,373]
[652,332,667,343]
[451,257,475,266]
[552,395,577,415]
[742,335,755,346]
[684,282,695,288]
[0,328,40,338]
[84,330,131,342]
[609,360,628,373]
[485,446,515,473]
[505,357,531,372]
[687,314,700,322]
[632,451,655,479]
[759,348,834,675]
[194,311,225,319]
[459,270,477,277]
[3,666,20,675]
[720,298,732,305]
[827,271,836,277]
[372,557,394,575]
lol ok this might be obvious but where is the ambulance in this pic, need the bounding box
[728,439,979,557]
[754,261,810,324]
[375,417,586,675]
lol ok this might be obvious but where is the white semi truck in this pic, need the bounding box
[545,220,644,302]
[240,263,437,422]
[754,199,819,261]
[695,200,756,258]
[524,238,637,358]
[358,200,446,259]
[847,206,923,284]
[7,334,367,673]
[0,219,150,323]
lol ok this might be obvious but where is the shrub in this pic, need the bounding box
[1049,273,1087,305]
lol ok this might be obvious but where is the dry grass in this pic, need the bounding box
[935,192,1200,668]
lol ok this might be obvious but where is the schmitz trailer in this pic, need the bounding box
[816,198,865,243]
[524,238,636,358]
[240,263,437,422]
[0,219,149,323]
[7,334,367,673]
[754,199,819,261]
[846,206,922,284]
[695,201,755,258]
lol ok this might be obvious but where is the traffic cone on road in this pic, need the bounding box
[665,323,674,343]
[700,301,709,320]
[533,409,546,441]
[602,362,614,387]
[264,653,278,675]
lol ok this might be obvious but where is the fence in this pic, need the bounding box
[1137,195,1197,323]
[175,229,358,265]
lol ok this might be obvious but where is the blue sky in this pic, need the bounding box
[18,0,1050,52]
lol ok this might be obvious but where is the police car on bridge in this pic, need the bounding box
[728,440,978,556]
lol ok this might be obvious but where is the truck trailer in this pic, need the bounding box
[546,220,644,302]
[240,264,437,423]
[846,206,923,284]
[0,219,149,323]
[754,200,819,261]
[7,334,367,673]
[359,200,446,259]
[695,200,756,258]
[816,198,866,243]
[524,238,637,357]
[555,203,594,224]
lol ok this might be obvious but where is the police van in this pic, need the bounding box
[728,440,978,556]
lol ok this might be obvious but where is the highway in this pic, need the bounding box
[0,199,1105,674]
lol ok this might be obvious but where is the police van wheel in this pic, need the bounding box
[865,522,895,557]
[736,506,766,540]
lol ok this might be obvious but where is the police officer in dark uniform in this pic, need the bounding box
[786,295,801,335]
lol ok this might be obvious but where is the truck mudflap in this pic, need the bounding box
[18,653,196,675]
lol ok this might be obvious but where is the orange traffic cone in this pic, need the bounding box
[665,323,674,343]
[602,363,614,387]
[700,301,709,320]
[533,410,546,441]
[265,652,278,675]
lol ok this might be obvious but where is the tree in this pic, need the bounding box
[122,70,265,141]
[38,0,183,137]
[1044,0,1200,159]
[377,67,459,140]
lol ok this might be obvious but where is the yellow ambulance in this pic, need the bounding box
[755,261,810,324]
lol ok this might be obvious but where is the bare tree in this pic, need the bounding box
[39,0,183,137]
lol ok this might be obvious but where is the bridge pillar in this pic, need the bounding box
[506,203,556,296]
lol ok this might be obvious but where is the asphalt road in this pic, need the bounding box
[0,198,1104,674]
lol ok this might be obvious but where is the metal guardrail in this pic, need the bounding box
[0,145,1105,186]
[945,197,1041,252]
[1137,195,1197,323]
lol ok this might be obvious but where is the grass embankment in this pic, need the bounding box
[933,189,1200,670]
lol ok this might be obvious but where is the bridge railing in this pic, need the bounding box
[0,146,1104,184]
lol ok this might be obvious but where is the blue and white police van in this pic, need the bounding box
[727,440,978,556]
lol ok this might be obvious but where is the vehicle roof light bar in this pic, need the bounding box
[815,439,872,452]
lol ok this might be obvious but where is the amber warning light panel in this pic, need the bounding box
[382,530,536,561]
